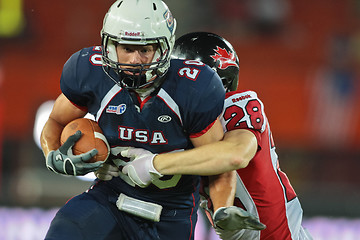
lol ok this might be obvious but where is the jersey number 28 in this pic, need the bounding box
[223,99,264,131]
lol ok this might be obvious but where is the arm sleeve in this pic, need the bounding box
[183,70,225,136]
[222,90,268,149]
[60,49,92,108]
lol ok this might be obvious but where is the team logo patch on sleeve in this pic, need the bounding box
[106,104,127,115]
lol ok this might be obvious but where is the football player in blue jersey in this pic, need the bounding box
[108,32,313,240]
[95,31,267,237]
[40,1,233,240]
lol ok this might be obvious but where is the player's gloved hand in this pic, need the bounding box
[46,130,102,176]
[213,206,266,231]
[95,162,120,181]
[120,148,163,188]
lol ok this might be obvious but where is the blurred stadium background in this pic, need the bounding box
[1,0,360,239]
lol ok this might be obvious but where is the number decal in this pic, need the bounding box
[223,99,264,131]
[90,54,102,66]
[177,60,204,81]
[245,99,264,129]
[184,60,205,66]
[178,67,200,81]
[223,105,247,131]
[152,174,182,189]
[93,46,102,51]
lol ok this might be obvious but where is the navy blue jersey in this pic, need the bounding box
[60,46,225,210]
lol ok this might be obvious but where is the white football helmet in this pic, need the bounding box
[101,0,177,89]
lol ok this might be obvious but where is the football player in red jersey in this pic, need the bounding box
[113,32,313,239]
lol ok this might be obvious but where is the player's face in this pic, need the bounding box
[116,43,157,75]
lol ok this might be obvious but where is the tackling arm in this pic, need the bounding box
[187,118,237,213]
[118,115,265,231]
[119,124,258,185]
[190,127,265,231]
[153,128,258,175]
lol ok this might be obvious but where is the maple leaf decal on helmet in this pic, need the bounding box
[210,46,239,70]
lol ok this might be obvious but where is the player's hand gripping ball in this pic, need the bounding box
[46,118,110,176]
[60,118,110,163]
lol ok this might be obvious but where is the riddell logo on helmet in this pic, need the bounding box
[211,47,238,70]
[124,31,142,37]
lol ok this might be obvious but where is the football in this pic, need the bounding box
[60,118,110,163]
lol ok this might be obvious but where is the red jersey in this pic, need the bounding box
[220,90,308,240]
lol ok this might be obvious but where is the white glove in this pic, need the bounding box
[95,162,120,181]
[121,148,163,188]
